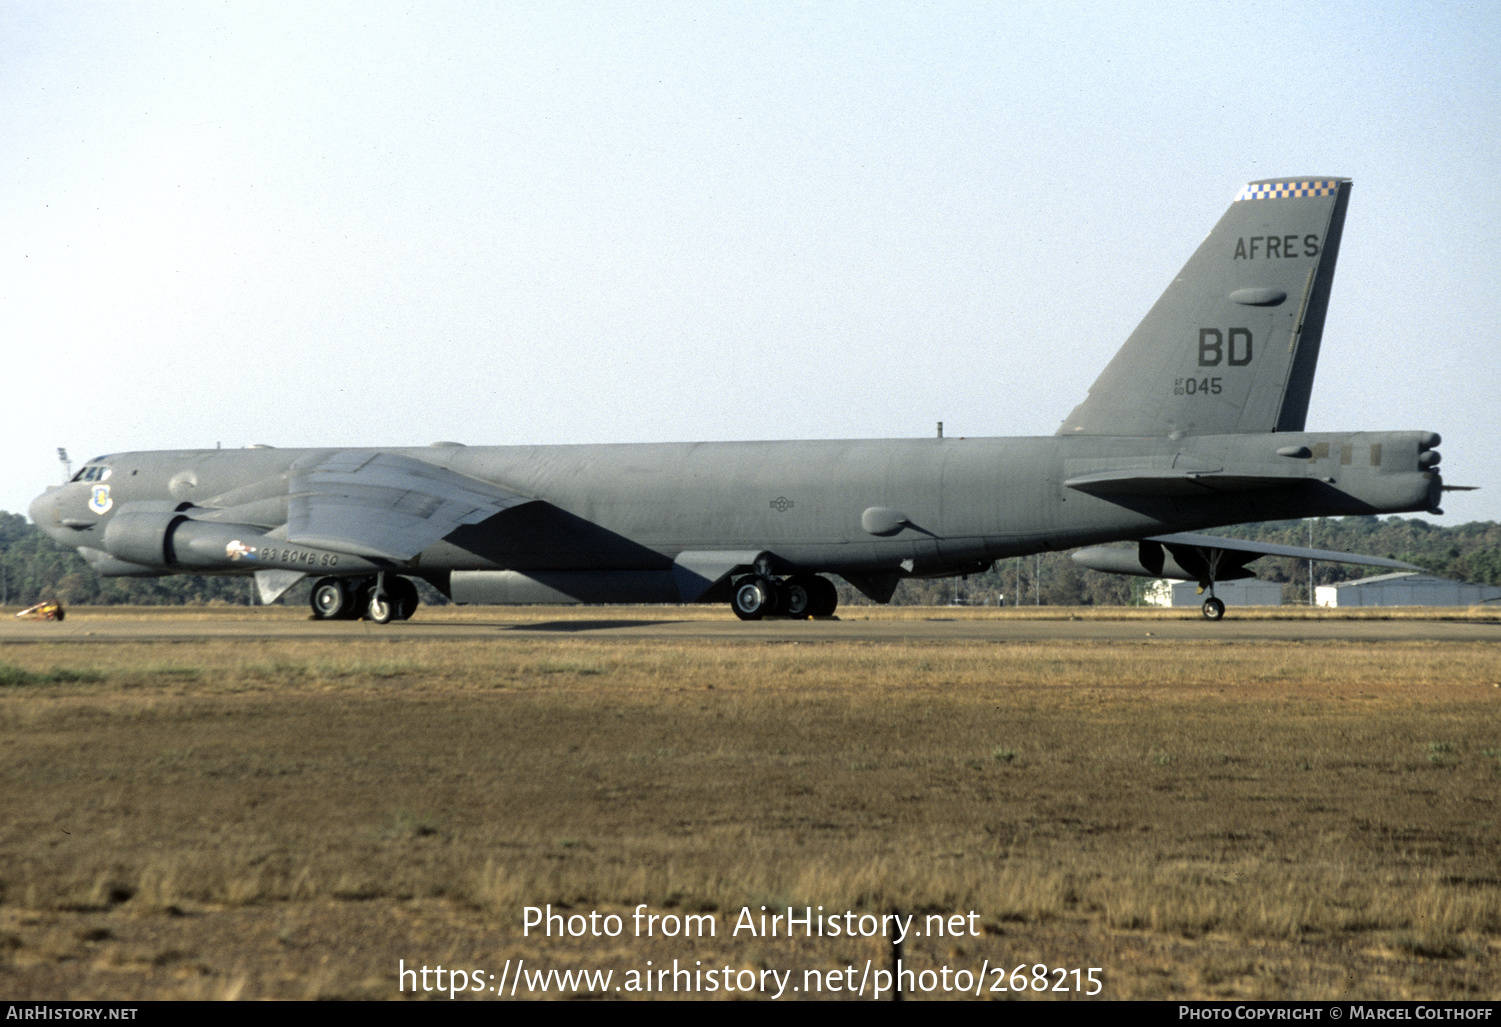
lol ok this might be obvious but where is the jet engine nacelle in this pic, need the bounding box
[101,503,192,568]
[102,502,378,574]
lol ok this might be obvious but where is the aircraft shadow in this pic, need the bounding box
[503,619,687,633]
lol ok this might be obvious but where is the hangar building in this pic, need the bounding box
[1144,579,1284,608]
[1316,572,1501,608]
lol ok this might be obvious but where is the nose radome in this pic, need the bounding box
[29,489,63,534]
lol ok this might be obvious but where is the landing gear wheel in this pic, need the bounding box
[731,577,772,621]
[764,578,789,618]
[784,577,816,619]
[388,577,420,621]
[808,576,839,618]
[1202,596,1225,621]
[365,588,395,625]
[310,578,350,620]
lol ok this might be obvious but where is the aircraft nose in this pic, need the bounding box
[29,489,57,531]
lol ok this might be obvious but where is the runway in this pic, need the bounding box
[4,606,1499,645]
[2,604,1497,1001]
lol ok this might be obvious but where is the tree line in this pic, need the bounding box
[2,509,1496,610]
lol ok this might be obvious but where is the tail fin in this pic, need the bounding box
[1058,177,1351,437]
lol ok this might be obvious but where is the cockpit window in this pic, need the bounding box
[71,465,112,483]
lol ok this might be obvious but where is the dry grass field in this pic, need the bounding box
[0,606,1497,1000]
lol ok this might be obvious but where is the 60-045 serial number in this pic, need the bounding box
[1174,376,1223,395]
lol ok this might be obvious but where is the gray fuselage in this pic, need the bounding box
[31,430,1440,597]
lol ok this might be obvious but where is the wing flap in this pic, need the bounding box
[287,450,533,561]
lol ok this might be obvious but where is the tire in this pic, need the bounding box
[809,576,839,618]
[343,581,370,620]
[784,577,815,619]
[365,588,395,624]
[310,578,348,620]
[1202,596,1225,621]
[764,578,789,617]
[389,577,420,621]
[731,577,770,621]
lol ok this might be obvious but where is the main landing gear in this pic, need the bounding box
[730,573,838,621]
[310,575,420,623]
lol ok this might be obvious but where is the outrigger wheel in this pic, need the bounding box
[1202,596,1226,621]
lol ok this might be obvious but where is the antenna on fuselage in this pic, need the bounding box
[57,448,71,484]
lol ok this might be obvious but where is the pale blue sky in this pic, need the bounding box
[5,2,1498,523]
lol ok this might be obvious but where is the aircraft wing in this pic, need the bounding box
[286,450,533,562]
[1145,532,1423,572]
[1074,532,1423,581]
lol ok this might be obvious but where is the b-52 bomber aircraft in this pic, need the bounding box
[31,177,1456,622]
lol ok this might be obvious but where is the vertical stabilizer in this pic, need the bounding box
[1057,177,1351,437]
